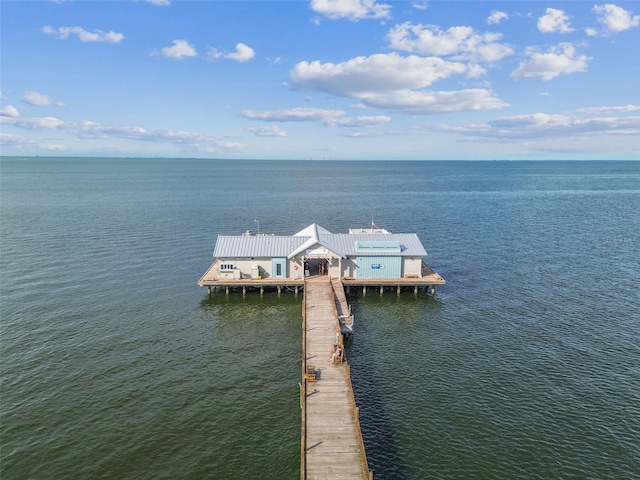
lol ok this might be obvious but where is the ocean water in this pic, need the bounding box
[1,158,639,479]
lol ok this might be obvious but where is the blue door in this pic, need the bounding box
[272,258,286,278]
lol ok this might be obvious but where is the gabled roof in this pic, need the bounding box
[212,224,427,259]
[294,223,332,237]
[288,223,347,259]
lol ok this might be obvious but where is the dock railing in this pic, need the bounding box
[328,279,344,349]
[328,278,373,479]
[345,362,373,479]
[300,279,307,480]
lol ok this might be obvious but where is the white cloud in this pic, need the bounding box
[465,64,487,78]
[537,8,574,33]
[358,89,508,114]
[487,10,508,25]
[1,114,243,152]
[575,104,640,115]
[240,107,390,127]
[1,115,66,129]
[23,91,64,106]
[0,105,20,117]
[491,113,640,137]
[329,115,391,127]
[246,125,287,137]
[289,52,507,114]
[593,3,640,33]
[0,134,64,151]
[42,26,124,43]
[511,43,590,81]
[291,53,468,95]
[207,43,255,62]
[340,130,388,138]
[151,39,197,59]
[225,43,255,62]
[310,0,392,21]
[242,107,342,122]
[143,0,170,6]
[387,23,513,62]
[206,48,222,61]
[489,113,571,129]
[434,110,640,141]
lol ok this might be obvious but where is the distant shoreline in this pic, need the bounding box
[2,156,638,162]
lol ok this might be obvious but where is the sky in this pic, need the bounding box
[1,0,639,160]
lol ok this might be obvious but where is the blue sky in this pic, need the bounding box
[1,0,639,160]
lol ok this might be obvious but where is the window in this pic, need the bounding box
[220,263,234,270]
[355,241,401,253]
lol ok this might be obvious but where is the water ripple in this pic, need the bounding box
[2,159,639,479]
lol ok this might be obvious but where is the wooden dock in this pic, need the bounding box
[301,276,372,480]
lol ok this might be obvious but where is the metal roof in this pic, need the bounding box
[213,235,307,258]
[320,233,427,257]
[212,224,428,258]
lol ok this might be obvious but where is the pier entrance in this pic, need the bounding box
[304,259,329,277]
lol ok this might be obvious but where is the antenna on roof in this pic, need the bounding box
[254,219,260,235]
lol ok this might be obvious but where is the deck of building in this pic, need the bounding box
[198,260,304,293]
[199,259,445,296]
[301,276,371,480]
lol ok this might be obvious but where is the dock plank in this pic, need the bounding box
[302,277,370,480]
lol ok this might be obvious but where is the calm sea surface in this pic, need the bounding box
[1,158,639,479]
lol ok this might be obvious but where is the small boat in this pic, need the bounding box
[339,314,354,335]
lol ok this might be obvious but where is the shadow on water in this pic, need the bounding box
[196,291,303,479]
[347,291,443,479]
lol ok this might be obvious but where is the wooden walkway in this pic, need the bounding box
[301,276,371,480]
